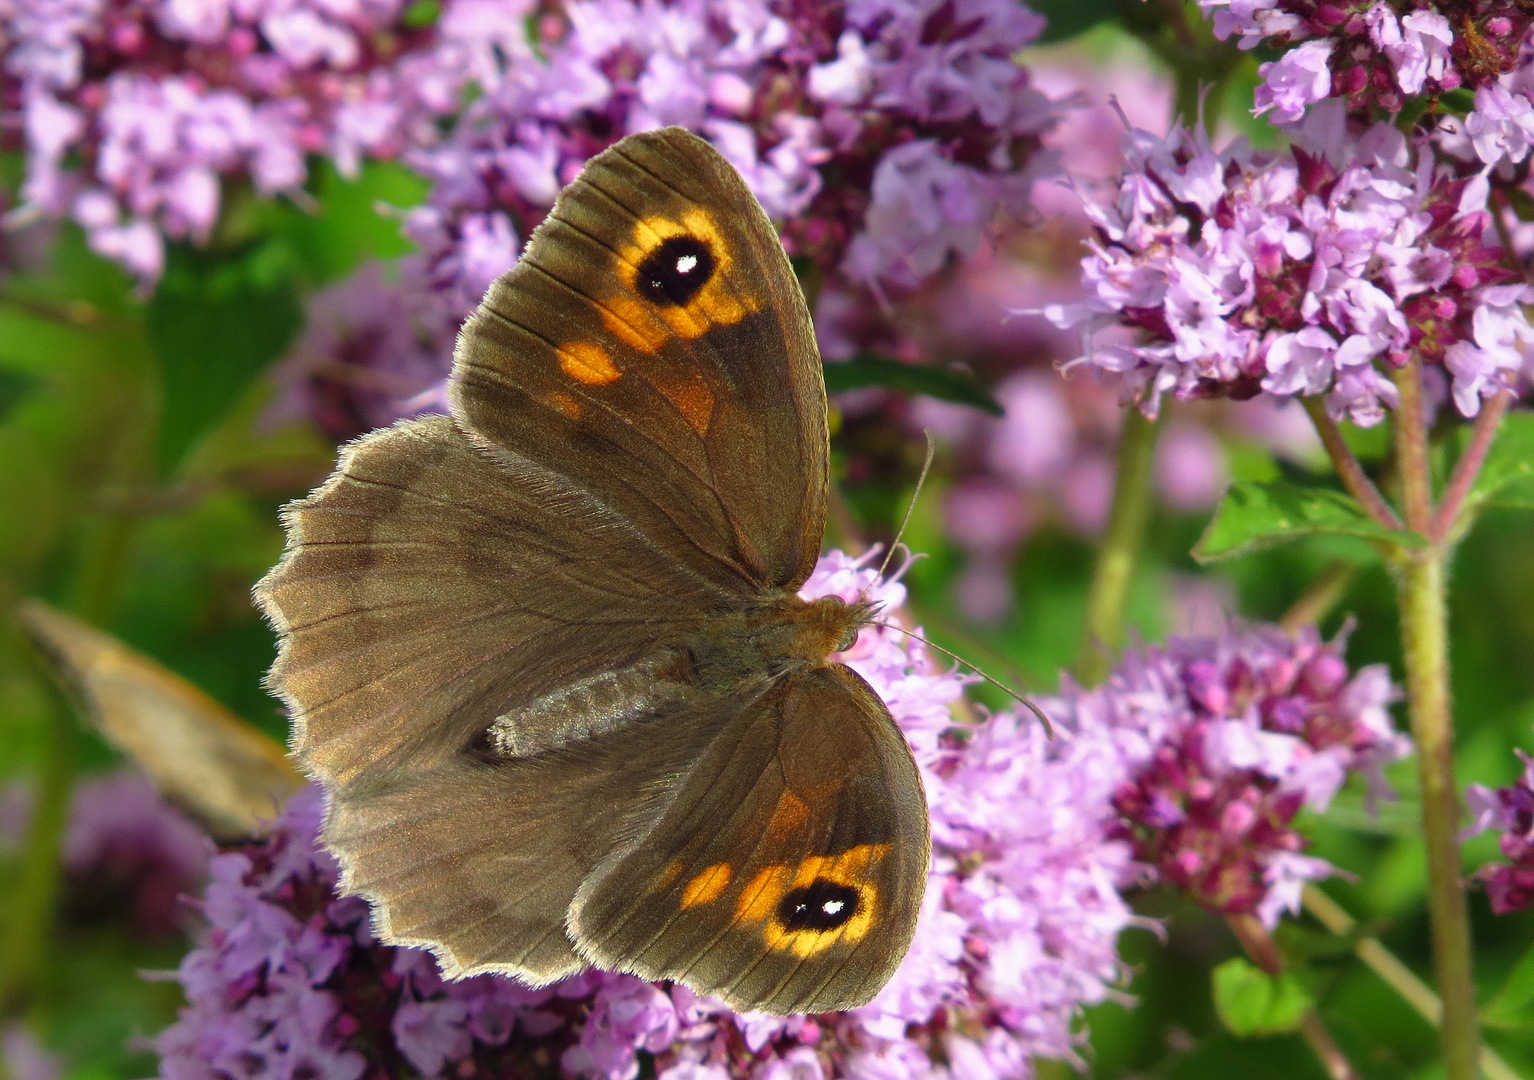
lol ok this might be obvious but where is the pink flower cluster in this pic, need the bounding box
[264,260,456,442]
[1,769,213,936]
[1,0,438,281]
[243,0,1063,433]
[1042,99,1534,423]
[1463,749,1534,915]
[397,0,1060,322]
[156,549,1146,1080]
[1050,624,1409,927]
[1201,0,1534,161]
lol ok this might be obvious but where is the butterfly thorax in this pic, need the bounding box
[683,594,877,694]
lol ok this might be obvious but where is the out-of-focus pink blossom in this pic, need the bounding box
[2,769,213,936]
[1463,748,1534,914]
[1,0,431,283]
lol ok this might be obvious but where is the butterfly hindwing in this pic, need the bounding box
[256,415,740,980]
[569,665,930,1014]
[451,127,828,593]
[321,694,745,983]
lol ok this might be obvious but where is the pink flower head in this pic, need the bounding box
[1463,749,1534,915]
[1041,100,1531,422]
[1253,39,1334,125]
[1202,0,1529,128]
[1051,623,1408,928]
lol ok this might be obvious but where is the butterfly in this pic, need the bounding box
[256,127,929,1015]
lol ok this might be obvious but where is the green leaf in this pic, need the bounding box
[273,158,429,285]
[822,353,1002,416]
[1482,942,1534,1030]
[1192,478,1426,563]
[0,366,35,422]
[400,0,440,26]
[1460,410,1534,512]
[1213,958,1314,1037]
[148,240,303,475]
[1027,0,1120,42]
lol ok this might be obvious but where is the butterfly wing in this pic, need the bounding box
[256,415,737,979]
[450,127,827,593]
[569,664,930,1015]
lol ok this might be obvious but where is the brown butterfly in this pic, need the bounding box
[256,127,929,1015]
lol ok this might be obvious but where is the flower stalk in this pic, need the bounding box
[0,680,75,1017]
[1225,914,1358,1080]
[1300,398,1404,530]
[1395,547,1479,1080]
[0,406,144,1016]
[1388,357,1480,1080]
[1074,408,1161,686]
[1303,887,1522,1080]
[1433,389,1516,543]
[1301,360,1489,1080]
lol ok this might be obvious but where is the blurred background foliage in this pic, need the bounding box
[1,8,1533,1080]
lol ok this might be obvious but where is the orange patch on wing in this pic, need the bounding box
[603,208,761,353]
[765,790,810,843]
[649,370,714,437]
[681,862,732,908]
[735,865,791,924]
[656,859,685,890]
[544,391,582,419]
[558,341,621,385]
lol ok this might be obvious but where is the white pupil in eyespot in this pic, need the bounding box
[822,899,844,916]
[675,254,698,275]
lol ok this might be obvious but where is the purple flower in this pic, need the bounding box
[389,0,1059,345]
[263,261,459,442]
[1062,624,1410,927]
[1,0,431,283]
[1,1024,62,1080]
[1201,1,1528,125]
[1040,99,1532,422]
[2,769,213,936]
[1253,39,1333,125]
[1462,750,1534,915]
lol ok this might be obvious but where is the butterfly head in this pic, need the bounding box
[776,594,879,667]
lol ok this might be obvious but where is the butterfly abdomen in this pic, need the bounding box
[483,649,700,759]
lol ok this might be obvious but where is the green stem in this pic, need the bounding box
[0,420,144,1016]
[1390,357,1478,1080]
[1225,914,1358,1080]
[1395,549,1479,1080]
[1074,407,1161,686]
[1391,361,1435,534]
[1279,561,1356,636]
[0,674,75,1016]
[1304,887,1520,1080]
[1301,397,1404,530]
[1433,389,1515,544]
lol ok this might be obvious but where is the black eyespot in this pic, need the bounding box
[635,235,715,307]
[775,879,860,933]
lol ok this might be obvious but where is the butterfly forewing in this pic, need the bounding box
[570,665,930,1014]
[451,129,828,592]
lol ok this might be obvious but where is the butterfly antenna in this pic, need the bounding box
[872,619,1054,738]
[875,431,937,585]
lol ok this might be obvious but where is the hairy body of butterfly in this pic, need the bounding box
[257,128,930,1015]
